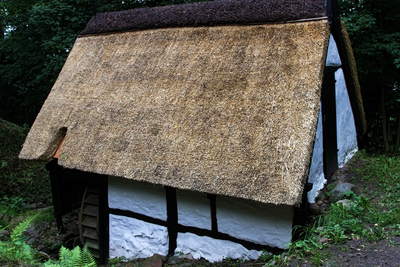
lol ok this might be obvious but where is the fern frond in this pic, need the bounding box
[10,216,34,240]
[53,245,97,267]
[81,246,96,267]
[44,259,61,267]
[0,216,36,264]
[70,246,81,267]
[59,245,72,265]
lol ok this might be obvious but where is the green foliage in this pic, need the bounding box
[1,215,96,267]
[340,0,400,73]
[10,217,32,240]
[360,153,400,183]
[0,0,94,125]
[108,255,135,265]
[0,196,26,216]
[258,250,273,261]
[44,246,96,267]
[0,118,51,205]
[352,154,400,238]
[224,257,243,267]
[32,207,55,225]
[339,0,400,153]
[266,193,370,266]
[263,254,290,267]
[320,194,368,241]
[259,153,400,266]
[309,250,330,267]
[0,216,36,265]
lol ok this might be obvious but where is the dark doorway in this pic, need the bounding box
[321,66,339,179]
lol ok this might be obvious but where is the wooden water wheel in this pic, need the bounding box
[80,186,100,259]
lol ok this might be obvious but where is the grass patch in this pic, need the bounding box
[32,208,55,226]
[260,151,400,266]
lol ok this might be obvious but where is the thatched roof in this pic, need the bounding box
[20,19,330,206]
[81,0,325,35]
[341,21,367,134]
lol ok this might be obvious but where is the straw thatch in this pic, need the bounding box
[81,0,325,36]
[341,21,367,134]
[20,20,330,206]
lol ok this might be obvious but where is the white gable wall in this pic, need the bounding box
[335,67,358,167]
[307,107,325,202]
[307,34,358,202]
[326,34,342,67]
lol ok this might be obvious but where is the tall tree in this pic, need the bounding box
[340,0,400,153]
[0,0,94,125]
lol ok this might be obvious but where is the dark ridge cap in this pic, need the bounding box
[80,0,326,36]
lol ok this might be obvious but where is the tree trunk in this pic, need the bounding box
[381,84,390,152]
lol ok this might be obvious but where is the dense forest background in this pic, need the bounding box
[0,0,399,153]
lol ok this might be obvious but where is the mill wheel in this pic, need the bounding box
[80,186,100,259]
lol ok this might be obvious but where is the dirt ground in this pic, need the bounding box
[326,237,400,267]
[278,237,400,267]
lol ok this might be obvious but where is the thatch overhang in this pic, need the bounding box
[20,20,330,206]
[340,21,367,135]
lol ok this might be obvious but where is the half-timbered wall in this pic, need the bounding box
[108,176,290,262]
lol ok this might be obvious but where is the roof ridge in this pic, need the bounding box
[80,0,325,36]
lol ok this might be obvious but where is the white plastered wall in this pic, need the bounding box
[307,107,325,203]
[108,176,167,220]
[109,214,169,259]
[326,35,341,68]
[307,34,358,202]
[108,176,168,259]
[108,176,294,261]
[216,195,293,249]
[175,194,293,261]
[177,189,211,230]
[175,232,262,262]
[335,67,358,167]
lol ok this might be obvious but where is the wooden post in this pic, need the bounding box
[46,160,64,233]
